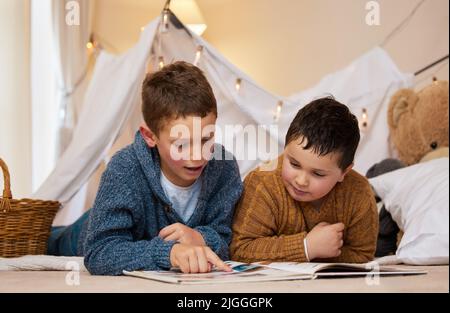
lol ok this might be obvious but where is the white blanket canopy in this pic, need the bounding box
[34,12,413,225]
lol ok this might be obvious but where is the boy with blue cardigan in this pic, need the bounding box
[48,62,243,275]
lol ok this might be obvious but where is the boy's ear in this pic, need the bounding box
[139,124,158,148]
[338,163,354,182]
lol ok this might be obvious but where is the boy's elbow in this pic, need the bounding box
[229,238,249,262]
[83,245,122,276]
[84,257,122,276]
[356,253,375,264]
[229,248,240,262]
[361,248,376,263]
[347,248,376,264]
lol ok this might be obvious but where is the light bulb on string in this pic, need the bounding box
[158,56,165,69]
[359,108,369,131]
[86,33,101,55]
[193,45,203,66]
[162,10,169,33]
[274,101,283,122]
[235,78,242,92]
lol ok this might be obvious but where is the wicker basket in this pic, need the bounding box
[0,158,60,257]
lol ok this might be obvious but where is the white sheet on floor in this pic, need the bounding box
[0,255,87,272]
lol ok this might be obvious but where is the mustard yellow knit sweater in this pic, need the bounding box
[230,156,379,264]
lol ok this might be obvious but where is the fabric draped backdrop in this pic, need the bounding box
[52,0,92,157]
[34,14,413,226]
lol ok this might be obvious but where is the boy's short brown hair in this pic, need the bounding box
[285,96,360,170]
[141,61,217,134]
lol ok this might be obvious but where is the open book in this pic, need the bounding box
[123,261,427,284]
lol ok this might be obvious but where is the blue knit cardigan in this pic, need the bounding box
[78,132,243,275]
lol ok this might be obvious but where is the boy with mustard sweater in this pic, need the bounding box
[230,97,378,263]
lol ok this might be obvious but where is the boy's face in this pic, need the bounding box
[281,137,353,206]
[140,113,217,187]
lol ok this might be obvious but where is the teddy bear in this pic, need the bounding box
[367,80,449,257]
[387,80,449,165]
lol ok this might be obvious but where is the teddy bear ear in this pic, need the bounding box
[387,89,419,129]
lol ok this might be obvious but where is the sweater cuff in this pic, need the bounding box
[303,238,310,262]
[195,226,230,259]
[153,238,178,270]
[283,232,308,262]
[195,226,215,247]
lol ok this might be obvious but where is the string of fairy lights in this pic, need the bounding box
[146,7,292,126]
[82,2,441,133]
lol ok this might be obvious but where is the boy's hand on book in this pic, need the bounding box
[159,223,205,246]
[305,222,345,260]
[169,244,233,274]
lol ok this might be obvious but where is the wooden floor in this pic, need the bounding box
[0,265,448,293]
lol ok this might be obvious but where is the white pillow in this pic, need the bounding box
[369,158,449,265]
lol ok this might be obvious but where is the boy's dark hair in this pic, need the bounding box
[285,96,360,170]
[141,61,217,134]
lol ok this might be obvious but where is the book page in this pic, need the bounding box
[259,261,428,276]
[123,261,312,284]
[259,262,334,274]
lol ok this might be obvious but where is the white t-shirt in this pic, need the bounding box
[160,171,202,223]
